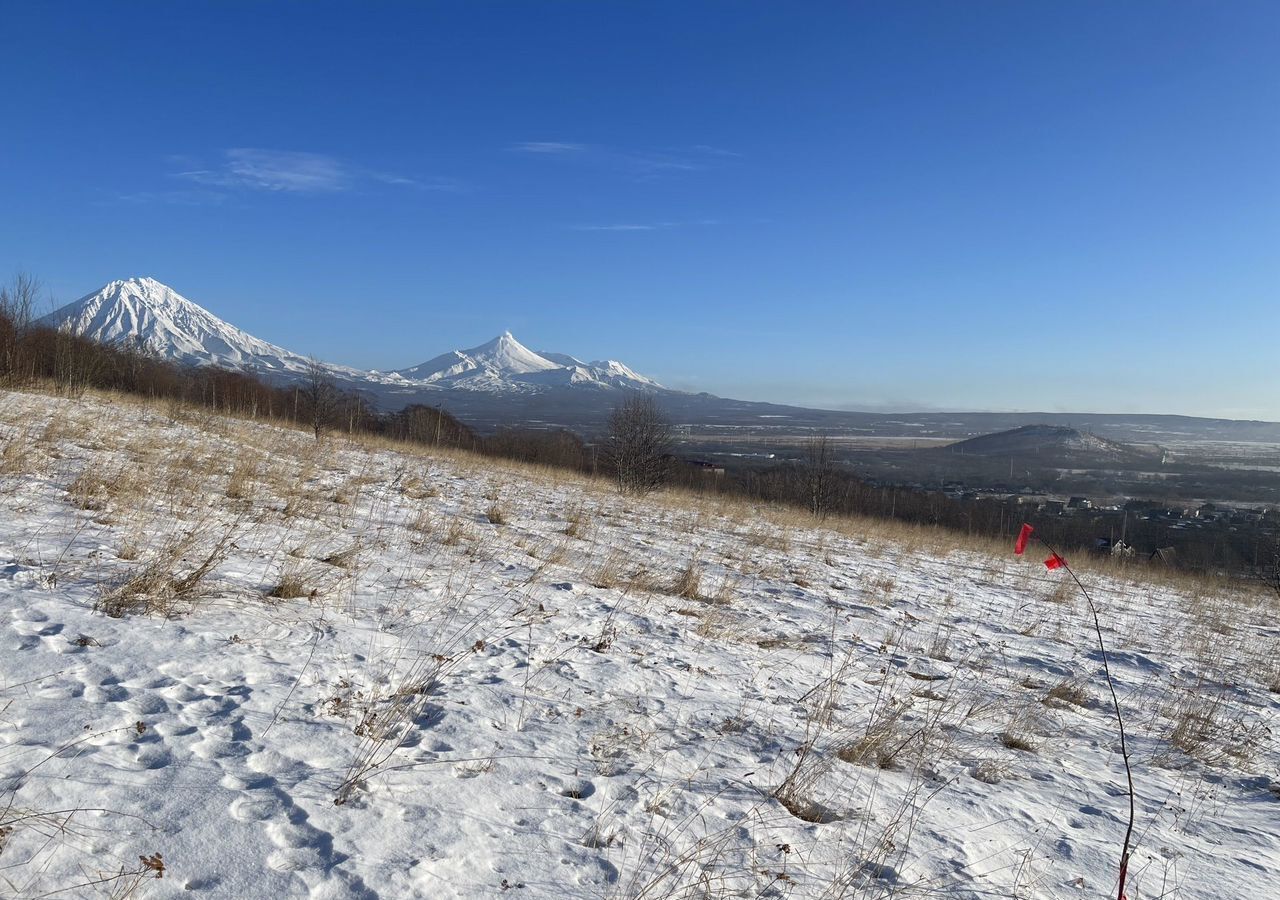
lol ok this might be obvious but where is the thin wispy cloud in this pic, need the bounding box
[110,189,230,206]
[690,144,743,158]
[570,219,723,232]
[511,142,739,180]
[171,149,458,195]
[572,223,663,232]
[511,141,588,154]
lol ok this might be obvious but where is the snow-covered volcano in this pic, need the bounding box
[392,332,662,392]
[396,332,561,383]
[38,278,663,399]
[37,277,322,375]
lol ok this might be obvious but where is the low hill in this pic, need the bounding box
[942,423,1156,460]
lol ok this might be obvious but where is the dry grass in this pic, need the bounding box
[670,558,703,601]
[322,544,360,569]
[269,563,317,600]
[0,427,37,478]
[1155,676,1268,768]
[442,518,470,546]
[589,548,628,590]
[66,466,145,513]
[1042,676,1092,710]
[225,454,259,500]
[836,698,917,769]
[96,527,235,617]
[484,499,507,526]
[563,502,592,539]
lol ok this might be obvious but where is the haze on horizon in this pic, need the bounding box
[2,2,1276,421]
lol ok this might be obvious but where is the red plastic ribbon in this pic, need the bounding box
[1044,553,1067,570]
[1014,523,1034,556]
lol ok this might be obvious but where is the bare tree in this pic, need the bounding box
[0,272,41,384]
[603,393,673,495]
[302,356,339,440]
[803,435,837,520]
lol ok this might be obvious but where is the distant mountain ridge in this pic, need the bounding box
[39,277,662,395]
[35,277,1280,442]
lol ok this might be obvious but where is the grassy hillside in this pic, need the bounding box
[1,387,1276,898]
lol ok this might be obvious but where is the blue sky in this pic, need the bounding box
[2,1,1277,419]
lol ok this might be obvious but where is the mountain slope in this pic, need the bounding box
[37,277,324,375]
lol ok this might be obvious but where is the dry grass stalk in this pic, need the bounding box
[322,544,360,569]
[1042,677,1091,709]
[589,548,628,589]
[225,455,259,500]
[269,564,316,600]
[671,558,702,601]
[485,499,507,526]
[563,502,592,539]
[97,527,234,617]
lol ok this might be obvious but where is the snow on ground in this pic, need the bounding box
[0,388,1277,899]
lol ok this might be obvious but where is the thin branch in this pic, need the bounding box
[1035,533,1135,900]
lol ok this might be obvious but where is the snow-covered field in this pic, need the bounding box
[1,389,1276,899]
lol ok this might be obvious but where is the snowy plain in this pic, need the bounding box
[0,388,1277,899]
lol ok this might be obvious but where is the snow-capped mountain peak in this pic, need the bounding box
[39,277,665,402]
[37,277,317,375]
[396,333,660,392]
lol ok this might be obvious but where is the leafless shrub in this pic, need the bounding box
[603,394,673,495]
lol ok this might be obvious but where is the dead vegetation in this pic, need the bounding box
[96,527,236,617]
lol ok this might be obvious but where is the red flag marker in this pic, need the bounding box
[1044,553,1067,570]
[1014,523,1034,556]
